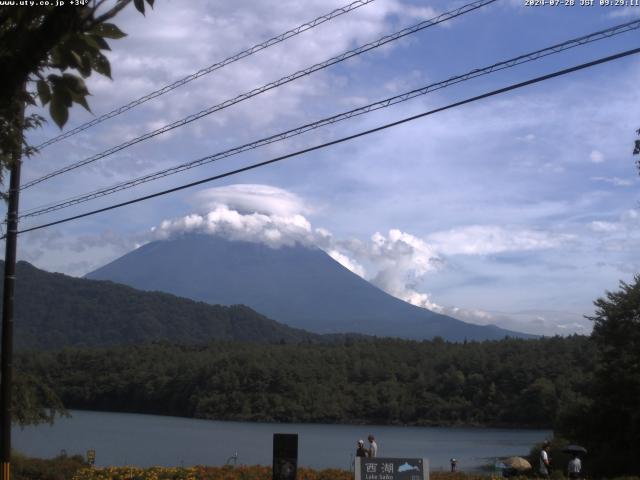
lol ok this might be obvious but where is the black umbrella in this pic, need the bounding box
[562,445,587,455]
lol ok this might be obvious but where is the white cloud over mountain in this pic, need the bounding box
[191,185,311,216]
[139,183,593,334]
[366,229,443,310]
[327,249,367,278]
[151,206,316,249]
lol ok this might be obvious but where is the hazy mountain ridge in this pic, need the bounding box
[86,234,534,341]
[1,260,341,350]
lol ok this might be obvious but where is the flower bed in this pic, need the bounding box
[71,466,510,480]
[72,465,352,480]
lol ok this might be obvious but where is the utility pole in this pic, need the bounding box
[0,94,24,480]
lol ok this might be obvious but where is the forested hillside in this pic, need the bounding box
[18,336,594,428]
[2,261,334,349]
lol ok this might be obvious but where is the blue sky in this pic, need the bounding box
[9,0,640,335]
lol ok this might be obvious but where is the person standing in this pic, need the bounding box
[539,442,551,478]
[356,440,368,458]
[567,454,582,479]
[368,435,378,458]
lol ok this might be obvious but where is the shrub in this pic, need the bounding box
[12,452,88,480]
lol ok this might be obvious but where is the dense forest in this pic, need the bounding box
[17,335,594,428]
[554,277,640,476]
[1,260,354,349]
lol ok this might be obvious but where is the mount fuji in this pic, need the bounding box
[86,234,533,341]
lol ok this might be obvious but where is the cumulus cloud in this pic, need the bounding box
[25,0,439,185]
[151,185,449,311]
[589,150,605,163]
[68,231,137,254]
[440,306,496,325]
[591,176,634,187]
[21,229,66,252]
[426,225,572,256]
[363,229,443,308]
[557,322,586,331]
[441,308,591,336]
[327,249,366,277]
[150,205,317,249]
[587,209,640,237]
[18,228,138,277]
[145,184,329,249]
[517,133,536,142]
[623,209,639,221]
[608,6,640,18]
[152,190,447,306]
[589,221,619,233]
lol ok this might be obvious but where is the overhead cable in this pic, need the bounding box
[18,19,640,220]
[33,0,377,150]
[12,46,640,238]
[21,0,497,190]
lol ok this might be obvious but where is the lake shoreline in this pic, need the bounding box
[14,410,549,471]
[61,406,554,431]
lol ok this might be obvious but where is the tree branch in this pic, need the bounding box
[90,0,132,29]
[0,9,80,106]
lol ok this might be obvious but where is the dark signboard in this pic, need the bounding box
[272,433,297,480]
[355,457,429,480]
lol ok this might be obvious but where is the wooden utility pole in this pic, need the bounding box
[0,94,24,480]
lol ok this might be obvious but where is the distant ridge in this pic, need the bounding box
[1,260,337,350]
[86,234,535,341]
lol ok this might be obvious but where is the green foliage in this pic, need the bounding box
[557,276,640,476]
[90,22,127,41]
[12,372,67,427]
[0,0,154,182]
[133,0,155,16]
[2,261,338,350]
[18,335,595,428]
[12,451,88,480]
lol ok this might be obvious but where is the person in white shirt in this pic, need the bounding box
[568,454,582,479]
[368,434,378,458]
[539,443,551,478]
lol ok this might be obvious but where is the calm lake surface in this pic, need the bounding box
[14,410,550,471]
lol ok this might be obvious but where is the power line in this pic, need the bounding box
[12,46,640,238]
[18,19,640,220]
[21,0,496,191]
[33,0,377,151]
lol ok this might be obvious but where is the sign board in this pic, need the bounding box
[272,433,297,480]
[86,449,96,465]
[355,457,429,480]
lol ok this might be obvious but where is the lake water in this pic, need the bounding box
[14,410,550,472]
